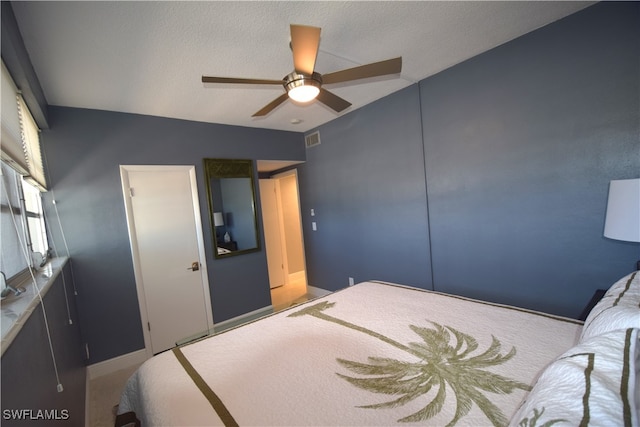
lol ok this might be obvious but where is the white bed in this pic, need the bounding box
[117,274,639,426]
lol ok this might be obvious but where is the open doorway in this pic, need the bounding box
[259,169,309,311]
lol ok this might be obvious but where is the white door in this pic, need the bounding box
[259,179,286,289]
[121,165,213,355]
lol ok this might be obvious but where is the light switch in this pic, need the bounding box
[312,222,317,231]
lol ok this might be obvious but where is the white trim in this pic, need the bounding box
[271,169,308,290]
[187,166,215,331]
[120,166,153,359]
[271,168,299,179]
[119,165,214,358]
[86,349,148,380]
[84,366,90,427]
[259,178,287,289]
[307,285,331,298]
[274,179,290,284]
[214,306,273,333]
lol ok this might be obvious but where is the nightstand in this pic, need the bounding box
[578,289,607,321]
[218,241,238,251]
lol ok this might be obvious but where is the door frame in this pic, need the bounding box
[259,178,287,288]
[271,168,308,282]
[120,165,214,358]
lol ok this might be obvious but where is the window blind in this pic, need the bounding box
[1,61,47,190]
[17,95,46,190]
[1,61,27,173]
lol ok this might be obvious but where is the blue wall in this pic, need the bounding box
[41,107,304,363]
[300,2,639,318]
[421,1,639,315]
[298,85,432,289]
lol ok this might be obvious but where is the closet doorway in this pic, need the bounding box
[259,169,308,311]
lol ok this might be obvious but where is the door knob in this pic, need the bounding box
[188,262,200,271]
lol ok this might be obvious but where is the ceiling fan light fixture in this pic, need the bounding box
[288,85,319,103]
[285,72,321,103]
[201,24,402,117]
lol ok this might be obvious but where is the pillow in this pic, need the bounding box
[509,327,638,427]
[581,271,640,341]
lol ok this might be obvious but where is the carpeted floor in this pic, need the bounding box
[87,364,141,427]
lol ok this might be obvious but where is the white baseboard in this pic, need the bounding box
[84,367,90,427]
[86,305,274,382]
[214,305,274,333]
[87,349,148,380]
[307,285,331,298]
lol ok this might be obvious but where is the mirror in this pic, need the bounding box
[204,159,261,258]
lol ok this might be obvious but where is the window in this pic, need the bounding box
[22,177,48,257]
[0,161,49,283]
[1,61,49,284]
[0,161,28,279]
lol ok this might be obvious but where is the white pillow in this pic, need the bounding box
[509,327,638,427]
[581,271,640,341]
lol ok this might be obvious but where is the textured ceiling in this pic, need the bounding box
[11,1,592,133]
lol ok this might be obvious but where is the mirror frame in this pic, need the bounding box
[204,158,261,259]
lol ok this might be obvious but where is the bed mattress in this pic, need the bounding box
[118,280,583,426]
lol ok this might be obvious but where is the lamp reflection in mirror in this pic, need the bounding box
[213,212,224,227]
[213,211,224,240]
[604,178,640,270]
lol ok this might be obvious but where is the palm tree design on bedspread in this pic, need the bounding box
[289,301,531,426]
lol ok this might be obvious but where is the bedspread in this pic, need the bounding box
[118,281,583,426]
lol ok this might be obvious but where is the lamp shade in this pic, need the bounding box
[604,178,640,242]
[213,212,224,227]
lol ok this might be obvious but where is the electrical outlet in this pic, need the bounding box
[348,277,354,286]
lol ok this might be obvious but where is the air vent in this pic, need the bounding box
[305,131,321,148]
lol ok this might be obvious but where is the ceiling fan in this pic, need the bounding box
[202,24,402,117]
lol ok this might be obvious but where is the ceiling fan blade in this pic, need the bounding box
[316,88,351,113]
[252,93,289,117]
[290,24,321,75]
[202,76,282,85]
[322,57,402,85]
